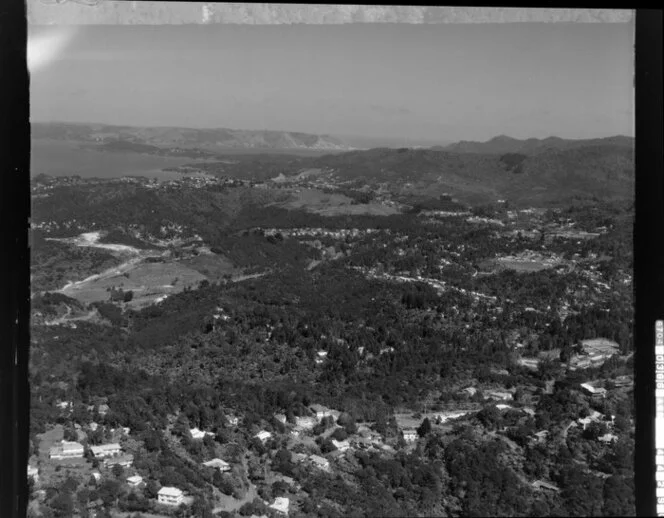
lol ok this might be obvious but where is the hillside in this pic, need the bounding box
[308,143,633,207]
[31,122,354,152]
[438,135,634,155]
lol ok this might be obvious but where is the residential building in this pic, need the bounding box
[274,414,287,425]
[486,391,513,401]
[533,431,549,442]
[91,472,102,483]
[89,422,98,431]
[56,401,73,411]
[460,387,477,397]
[310,404,340,421]
[496,404,513,411]
[50,441,84,460]
[402,429,418,442]
[309,455,331,472]
[27,466,39,483]
[331,439,350,452]
[269,496,290,515]
[104,454,133,468]
[255,430,273,444]
[127,475,143,487]
[291,453,307,464]
[97,404,110,416]
[226,415,239,426]
[203,458,231,472]
[532,480,561,493]
[598,433,618,444]
[295,416,317,430]
[157,486,184,506]
[91,443,121,458]
[521,407,536,417]
[190,427,213,440]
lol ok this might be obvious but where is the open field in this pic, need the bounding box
[61,260,207,307]
[278,188,401,216]
[180,253,238,281]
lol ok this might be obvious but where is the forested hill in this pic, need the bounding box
[31,121,353,152]
[438,135,634,155]
[310,144,633,206]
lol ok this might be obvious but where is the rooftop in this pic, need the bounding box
[158,486,183,497]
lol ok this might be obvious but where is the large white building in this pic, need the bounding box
[91,443,121,458]
[49,441,84,460]
[157,486,184,506]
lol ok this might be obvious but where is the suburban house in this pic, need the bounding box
[521,407,536,417]
[269,496,290,516]
[91,472,102,483]
[309,454,331,472]
[496,404,513,411]
[56,401,73,411]
[226,415,239,426]
[274,414,288,425]
[27,466,39,483]
[460,387,477,397]
[157,486,184,506]
[580,383,608,400]
[203,458,231,472]
[103,454,134,468]
[532,480,561,493]
[402,429,418,442]
[613,375,633,388]
[331,439,350,452]
[598,433,618,444]
[486,391,513,401]
[50,441,84,460]
[295,416,317,430]
[97,404,110,416]
[190,427,214,440]
[126,475,143,487]
[91,443,122,458]
[291,453,307,464]
[255,430,273,444]
[89,422,98,431]
[310,404,340,421]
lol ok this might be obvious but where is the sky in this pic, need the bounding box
[29,21,634,143]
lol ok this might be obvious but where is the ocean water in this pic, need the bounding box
[31,139,193,181]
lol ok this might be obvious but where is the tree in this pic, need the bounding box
[50,492,75,517]
[417,418,432,438]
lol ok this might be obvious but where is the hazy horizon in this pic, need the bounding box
[29,21,634,143]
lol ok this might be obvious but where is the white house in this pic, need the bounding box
[226,415,239,426]
[27,466,39,483]
[50,441,84,460]
[126,475,143,487]
[269,496,290,515]
[274,414,287,425]
[402,429,418,442]
[157,486,184,506]
[309,454,330,472]
[91,443,121,458]
[190,428,213,440]
[310,404,338,421]
[203,458,231,472]
[97,404,110,416]
[91,472,102,483]
[487,391,513,401]
[598,433,618,444]
[89,422,99,431]
[496,404,513,411]
[56,401,73,411]
[255,430,273,444]
[295,416,317,430]
[331,439,350,452]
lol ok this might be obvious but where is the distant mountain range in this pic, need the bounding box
[437,135,634,155]
[31,122,354,152]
